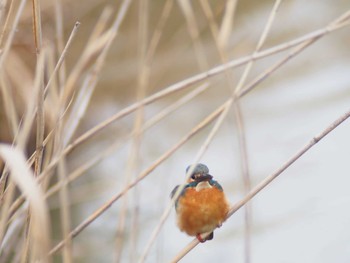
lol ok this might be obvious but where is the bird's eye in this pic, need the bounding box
[191,174,196,180]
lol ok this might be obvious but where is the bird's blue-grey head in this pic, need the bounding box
[186,163,212,182]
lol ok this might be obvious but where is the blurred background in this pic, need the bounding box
[1,0,350,262]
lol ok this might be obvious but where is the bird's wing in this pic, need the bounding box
[170,185,180,199]
[209,180,224,191]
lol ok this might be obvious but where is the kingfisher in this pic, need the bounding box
[171,163,230,242]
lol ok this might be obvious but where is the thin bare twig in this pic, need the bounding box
[171,107,350,262]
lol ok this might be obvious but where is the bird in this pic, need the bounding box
[171,163,230,243]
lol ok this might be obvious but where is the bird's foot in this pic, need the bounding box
[196,232,214,243]
[196,233,206,243]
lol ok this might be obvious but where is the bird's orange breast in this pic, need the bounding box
[176,187,229,236]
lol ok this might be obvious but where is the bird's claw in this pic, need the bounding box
[196,233,206,243]
[196,232,214,243]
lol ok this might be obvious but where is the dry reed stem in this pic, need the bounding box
[114,193,129,263]
[232,2,282,262]
[200,0,220,40]
[61,10,112,145]
[20,214,30,263]
[53,84,74,262]
[0,0,27,67]
[131,1,150,260]
[239,11,350,98]
[9,58,42,150]
[57,156,72,262]
[59,0,131,108]
[0,212,25,262]
[0,145,51,263]
[228,109,350,218]
[202,1,280,261]
[171,107,350,262]
[218,0,237,50]
[0,0,15,47]
[58,31,109,108]
[234,0,282,95]
[85,7,113,43]
[53,0,66,85]
[0,71,19,138]
[145,0,174,64]
[42,50,58,189]
[115,1,149,261]
[0,179,16,249]
[49,96,227,255]
[178,0,208,70]
[0,48,45,197]
[31,0,42,54]
[44,21,81,95]
[21,45,48,263]
[240,37,316,98]
[139,100,232,263]
[7,99,77,220]
[34,58,45,176]
[63,22,110,146]
[232,99,251,262]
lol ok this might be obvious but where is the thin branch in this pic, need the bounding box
[171,107,350,262]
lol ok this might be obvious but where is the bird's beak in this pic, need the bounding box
[196,174,213,182]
